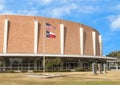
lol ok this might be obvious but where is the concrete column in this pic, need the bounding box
[61,62,64,70]
[34,60,37,71]
[27,59,31,71]
[80,27,84,55]
[2,61,6,71]
[17,62,19,70]
[21,60,23,71]
[92,63,97,75]
[34,20,39,54]
[60,24,64,54]
[3,19,9,54]
[99,35,102,56]
[78,59,83,71]
[9,58,13,70]
[0,61,1,71]
[92,31,96,56]
[98,63,102,74]
[103,63,107,73]
[107,62,110,71]
[116,62,119,70]
[19,58,22,71]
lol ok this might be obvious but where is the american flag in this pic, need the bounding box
[46,23,56,30]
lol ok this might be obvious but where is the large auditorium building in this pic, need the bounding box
[0,15,115,72]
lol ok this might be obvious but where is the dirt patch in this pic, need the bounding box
[24,71,120,81]
[26,74,65,78]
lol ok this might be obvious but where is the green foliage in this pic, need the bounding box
[45,57,62,69]
[106,50,120,58]
[75,67,84,71]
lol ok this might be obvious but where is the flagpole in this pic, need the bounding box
[43,18,46,73]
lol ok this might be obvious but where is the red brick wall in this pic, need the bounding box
[81,24,93,55]
[0,15,101,56]
[7,15,34,53]
[63,20,80,54]
[0,15,5,53]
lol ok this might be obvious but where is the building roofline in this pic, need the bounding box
[0,53,117,60]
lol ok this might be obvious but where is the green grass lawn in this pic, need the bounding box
[0,71,120,85]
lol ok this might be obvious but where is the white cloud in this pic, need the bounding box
[41,3,77,18]
[36,0,99,18]
[41,0,53,4]
[2,10,14,14]
[0,0,38,15]
[17,8,38,15]
[0,5,4,11]
[0,0,14,14]
[34,0,71,5]
[0,0,5,11]
[111,3,120,11]
[33,0,53,5]
[78,6,98,14]
[109,15,120,31]
[0,0,101,18]
[43,5,98,18]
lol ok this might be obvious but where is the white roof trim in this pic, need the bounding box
[0,53,117,60]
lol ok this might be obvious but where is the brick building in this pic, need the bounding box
[0,15,116,72]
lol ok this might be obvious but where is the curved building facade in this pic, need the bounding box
[0,15,102,55]
[0,15,104,71]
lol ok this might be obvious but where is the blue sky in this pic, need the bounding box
[0,0,120,55]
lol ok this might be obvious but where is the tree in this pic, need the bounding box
[106,50,120,58]
[45,57,62,70]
